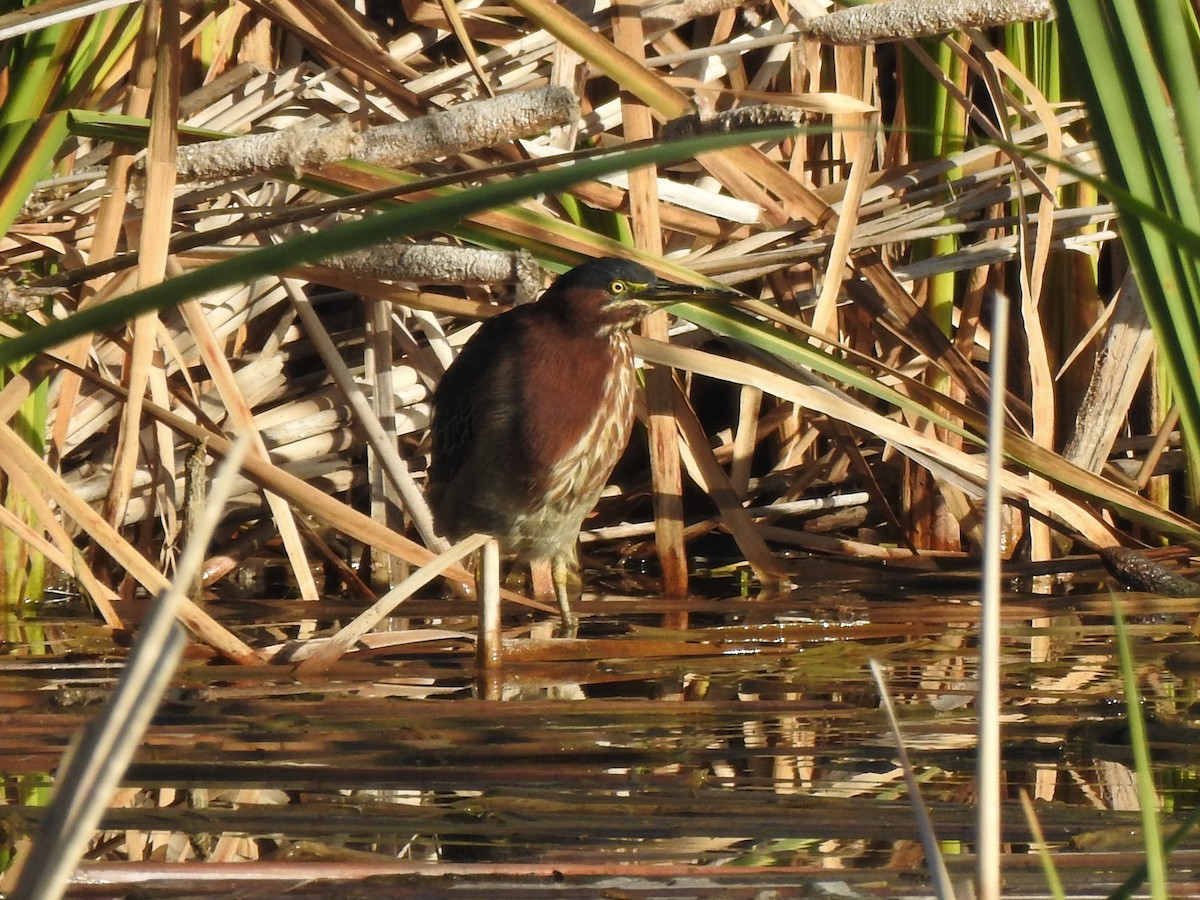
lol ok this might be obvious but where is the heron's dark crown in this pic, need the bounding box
[547,258,656,296]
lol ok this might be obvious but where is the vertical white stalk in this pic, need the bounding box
[978,290,1011,900]
[478,537,502,669]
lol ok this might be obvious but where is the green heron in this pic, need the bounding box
[428,257,740,634]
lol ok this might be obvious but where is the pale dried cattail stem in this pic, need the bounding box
[171,86,579,182]
[327,244,542,304]
[0,277,59,314]
[799,0,1053,44]
[644,0,751,35]
[352,86,578,168]
[174,118,361,182]
[662,104,809,141]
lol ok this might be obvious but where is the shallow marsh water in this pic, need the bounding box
[3,554,1200,897]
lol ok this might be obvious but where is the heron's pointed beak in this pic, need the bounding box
[638,279,744,306]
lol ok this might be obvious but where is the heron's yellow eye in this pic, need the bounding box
[609,280,628,295]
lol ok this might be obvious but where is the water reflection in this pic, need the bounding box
[1,555,1198,890]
